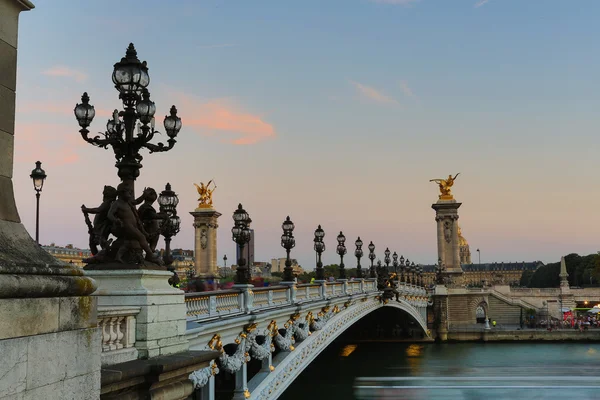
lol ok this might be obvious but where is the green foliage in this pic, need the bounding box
[527,253,600,288]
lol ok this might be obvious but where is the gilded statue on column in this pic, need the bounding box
[194,180,217,208]
[430,173,460,200]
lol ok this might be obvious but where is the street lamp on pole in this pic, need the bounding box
[232,204,251,284]
[392,252,399,276]
[336,231,347,279]
[384,248,391,274]
[368,241,376,279]
[281,216,296,282]
[354,237,364,279]
[223,254,227,268]
[399,255,405,283]
[158,183,180,265]
[477,248,481,264]
[30,161,47,244]
[314,225,325,280]
[73,43,182,267]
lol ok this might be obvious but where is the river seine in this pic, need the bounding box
[279,341,600,400]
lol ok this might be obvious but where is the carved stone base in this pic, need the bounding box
[86,269,188,359]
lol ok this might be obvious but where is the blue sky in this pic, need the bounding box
[12,0,600,269]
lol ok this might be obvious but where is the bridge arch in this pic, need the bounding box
[250,298,428,399]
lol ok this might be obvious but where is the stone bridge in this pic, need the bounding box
[181,279,430,399]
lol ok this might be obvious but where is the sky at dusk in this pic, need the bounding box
[11,0,600,269]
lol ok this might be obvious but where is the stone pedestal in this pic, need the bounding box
[190,207,222,278]
[86,270,189,359]
[432,199,464,284]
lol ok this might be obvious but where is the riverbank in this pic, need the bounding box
[446,328,600,342]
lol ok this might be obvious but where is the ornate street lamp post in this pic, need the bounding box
[223,254,228,269]
[384,248,391,274]
[417,265,423,287]
[336,231,347,280]
[29,161,47,244]
[411,262,417,285]
[399,255,405,283]
[281,216,296,282]
[392,252,399,276]
[158,183,180,267]
[232,204,251,284]
[354,237,364,279]
[368,241,376,278]
[314,225,325,280]
[74,44,182,267]
[74,44,181,194]
[405,258,411,284]
[435,258,445,285]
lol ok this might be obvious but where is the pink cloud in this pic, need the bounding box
[14,123,84,166]
[171,92,275,145]
[42,66,88,83]
[351,81,398,105]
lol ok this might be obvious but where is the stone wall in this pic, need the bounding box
[0,296,100,399]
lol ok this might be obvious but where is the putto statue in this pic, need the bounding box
[194,180,217,208]
[82,183,162,267]
[430,173,460,200]
[82,185,117,255]
[133,187,166,253]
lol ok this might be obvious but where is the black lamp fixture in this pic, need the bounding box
[74,43,181,196]
[336,231,347,279]
[354,237,364,279]
[232,204,251,284]
[158,183,180,267]
[30,161,47,244]
[392,252,399,276]
[281,216,296,282]
[399,255,405,283]
[223,254,228,268]
[314,225,325,280]
[384,248,391,272]
[368,241,376,278]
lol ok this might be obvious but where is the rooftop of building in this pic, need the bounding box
[421,261,543,273]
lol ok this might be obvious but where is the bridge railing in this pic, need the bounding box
[97,305,141,365]
[185,279,381,321]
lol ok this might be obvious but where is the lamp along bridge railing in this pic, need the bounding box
[184,279,430,322]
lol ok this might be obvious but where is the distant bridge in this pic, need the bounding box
[183,279,430,399]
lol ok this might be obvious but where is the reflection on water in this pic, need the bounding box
[279,342,600,400]
[340,344,358,357]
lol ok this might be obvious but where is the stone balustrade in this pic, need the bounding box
[97,306,141,365]
[184,279,426,322]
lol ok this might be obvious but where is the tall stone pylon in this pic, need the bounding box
[0,1,99,398]
[190,181,221,277]
[430,173,464,284]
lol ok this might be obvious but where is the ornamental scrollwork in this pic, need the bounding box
[293,312,313,342]
[246,321,276,361]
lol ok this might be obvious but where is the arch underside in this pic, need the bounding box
[250,298,428,399]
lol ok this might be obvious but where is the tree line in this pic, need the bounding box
[520,253,600,288]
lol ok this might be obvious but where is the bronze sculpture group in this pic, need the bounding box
[82,183,165,267]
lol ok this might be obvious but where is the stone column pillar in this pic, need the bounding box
[190,207,222,278]
[0,3,100,399]
[432,199,463,285]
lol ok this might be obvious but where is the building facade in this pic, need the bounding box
[42,244,92,267]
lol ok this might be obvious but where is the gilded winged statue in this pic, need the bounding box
[194,180,217,208]
[430,173,460,200]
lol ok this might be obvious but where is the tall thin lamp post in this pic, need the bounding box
[477,248,481,265]
[30,161,47,244]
